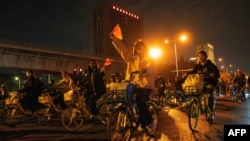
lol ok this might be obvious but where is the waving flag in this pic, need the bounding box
[104,58,114,66]
[111,24,123,40]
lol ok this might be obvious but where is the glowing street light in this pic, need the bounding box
[15,76,21,89]
[218,58,223,62]
[164,34,187,77]
[149,47,162,59]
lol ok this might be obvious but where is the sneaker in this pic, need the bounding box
[207,113,215,122]
[89,114,93,119]
[137,124,143,131]
[145,125,156,137]
[150,122,157,131]
[92,115,100,119]
[32,111,37,117]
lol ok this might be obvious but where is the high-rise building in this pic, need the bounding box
[196,43,216,64]
[93,4,144,59]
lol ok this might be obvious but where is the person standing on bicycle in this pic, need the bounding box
[110,31,155,131]
[188,50,220,121]
[84,59,107,115]
[233,69,246,100]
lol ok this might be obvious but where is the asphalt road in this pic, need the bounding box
[0,95,250,141]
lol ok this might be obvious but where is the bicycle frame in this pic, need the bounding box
[188,85,214,131]
[2,94,33,127]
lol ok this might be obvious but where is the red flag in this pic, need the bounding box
[111,24,123,40]
[104,58,114,66]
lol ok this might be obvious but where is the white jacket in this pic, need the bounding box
[112,38,155,89]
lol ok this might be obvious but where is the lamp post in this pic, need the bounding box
[165,35,187,77]
[229,64,233,73]
[15,77,20,89]
[174,39,178,77]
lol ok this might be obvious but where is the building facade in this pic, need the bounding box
[93,4,144,59]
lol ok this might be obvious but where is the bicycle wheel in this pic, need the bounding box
[107,108,132,141]
[160,95,168,108]
[205,106,213,124]
[145,103,158,136]
[61,107,84,132]
[36,106,53,125]
[188,99,199,131]
[98,103,111,125]
[2,107,22,127]
[236,91,242,103]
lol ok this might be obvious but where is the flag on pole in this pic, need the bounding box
[111,24,123,40]
[104,58,114,66]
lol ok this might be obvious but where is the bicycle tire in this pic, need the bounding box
[2,107,22,127]
[236,91,242,103]
[188,99,199,131]
[107,108,132,141]
[36,106,53,125]
[98,103,111,125]
[61,107,84,132]
[145,103,158,136]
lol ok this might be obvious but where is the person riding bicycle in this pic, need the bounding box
[19,70,43,116]
[0,84,9,100]
[233,69,246,100]
[110,32,155,131]
[188,50,220,121]
[54,71,73,109]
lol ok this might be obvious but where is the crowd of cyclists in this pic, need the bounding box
[219,69,249,100]
[0,52,248,120]
[0,27,249,138]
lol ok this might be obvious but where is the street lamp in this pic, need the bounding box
[164,35,187,77]
[149,47,161,59]
[15,76,20,89]
[149,47,162,74]
[229,64,233,73]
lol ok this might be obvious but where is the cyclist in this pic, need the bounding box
[0,84,8,100]
[233,69,246,100]
[188,50,220,121]
[19,70,43,116]
[110,32,155,132]
[54,71,73,110]
[247,75,250,94]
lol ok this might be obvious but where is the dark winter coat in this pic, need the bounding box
[189,60,220,86]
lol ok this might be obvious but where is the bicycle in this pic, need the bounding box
[187,85,215,131]
[36,86,64,125]
[60,83,120,132]
[231,84,246,103]
[107,72,158,140]
[1,92,33,127]
[96,87,126,125]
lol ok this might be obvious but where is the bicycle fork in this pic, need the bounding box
[118,109,127,128]
[68,108,78,125]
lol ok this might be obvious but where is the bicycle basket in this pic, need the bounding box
[5,98,18,105]
[183,86,203,95]
[38,95,52,104]
[64,92,80,102]
[182,74,203,95]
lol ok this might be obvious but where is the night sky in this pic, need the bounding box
[1,0,250,73]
